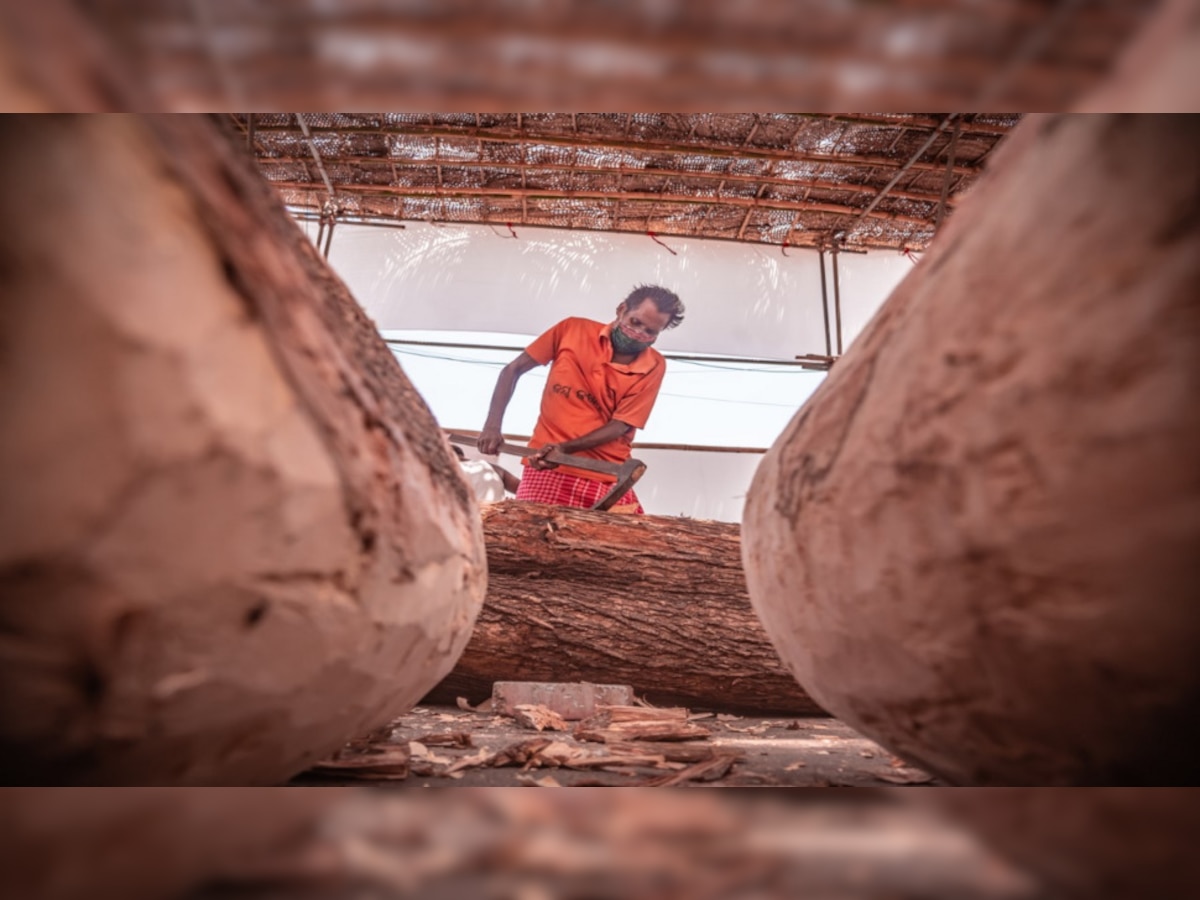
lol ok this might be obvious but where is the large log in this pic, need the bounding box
[921,790,1200,900]
[742,11,1200,783]
[425,502,824,715]
[0,113,487,783]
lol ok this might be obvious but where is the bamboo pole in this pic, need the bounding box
[266,181,934,226]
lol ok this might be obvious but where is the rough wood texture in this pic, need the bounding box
[425,502,825,716]
[1,789,344,900]
[0,114,487,784]
[742,28,1200,784]
[921,790,1200,900]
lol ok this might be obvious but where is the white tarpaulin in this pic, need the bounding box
[318,221,911,360]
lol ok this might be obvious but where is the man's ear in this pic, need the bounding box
[615,301,626,317]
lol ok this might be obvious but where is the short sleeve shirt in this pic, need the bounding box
[524,317,666,479]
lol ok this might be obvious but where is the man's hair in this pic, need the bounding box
[623,284,685,329]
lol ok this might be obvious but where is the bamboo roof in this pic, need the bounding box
[232,113,1020,251]
[5,1,1162,249]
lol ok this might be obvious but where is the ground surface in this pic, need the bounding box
[291,703,940,788]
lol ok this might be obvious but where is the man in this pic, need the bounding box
[478,284,685,514]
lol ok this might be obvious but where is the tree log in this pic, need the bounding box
[0,114,487,783]
[920,790,1200,900]
[425,502,825,715]
[742,13,1200,785]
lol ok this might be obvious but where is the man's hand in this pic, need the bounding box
[478,426,504,456]
[530,443,563,469]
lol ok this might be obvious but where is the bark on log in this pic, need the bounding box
[1,789,345,900]
[742,15,1200,784]
[425,502,825,716]
[919,790,1200,900]
[0,113,487,783]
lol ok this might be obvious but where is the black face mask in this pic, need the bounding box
[610,324,654,355]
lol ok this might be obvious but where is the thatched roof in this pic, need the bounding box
[232,113,1019,251]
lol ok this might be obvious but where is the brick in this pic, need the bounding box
[492,682,635,721]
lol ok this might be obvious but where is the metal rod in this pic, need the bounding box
[295,114,336,200]
[290,213,405,230]
[385,337,828,369]
[818,248,832,357]
[843,114,961,240]
[258,152,956,206]
[270,181,932,226]
[246,113,254,151]
[832,245,844,356]
[934,119,962,232]
[286,209,898,252]
[250,123,985,177]
[322,218,335,258]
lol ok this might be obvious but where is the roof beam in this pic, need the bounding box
[248,123,985,177]
[268,181,935,226]
[257,153,955,206]
[843,114,961,240]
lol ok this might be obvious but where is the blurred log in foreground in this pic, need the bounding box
[925,789,1200,900]
[0,113,487,784]
[1,788,1047,900]
[425,502,825,716]
[742,10,1200,785]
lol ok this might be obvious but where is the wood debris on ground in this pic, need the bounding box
[304,701,735,785]
[299,701,939,787]
[573,706,714,743]
[307,743,411,780]
[511,703,570,732]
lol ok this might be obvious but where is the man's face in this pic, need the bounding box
[614,298,672,348]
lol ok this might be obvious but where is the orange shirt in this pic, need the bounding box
[524,317,666,482]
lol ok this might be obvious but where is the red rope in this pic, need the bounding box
[647,231,678,255]
[506,222,518,239]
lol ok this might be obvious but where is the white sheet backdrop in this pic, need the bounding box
[303,219,912,520]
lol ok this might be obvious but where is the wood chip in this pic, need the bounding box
[575,706,711,743]
[408,741,452,766]
[599,705,690,722]
[874,768,935,785]
[307,745,410,780]
[516,774,563,787]
[443,747,498,775]
[420,731,474,748]
[528,740,586,768]
[640,753,738,786]
[491,737,554,768]
[607,741,742,765]
[562,753,667,770]
[721,723,772,734]
[784,760,807,771]
[512,704,570,732]
[456,696,493,712]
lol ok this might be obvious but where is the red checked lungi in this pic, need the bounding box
[515,466,644,514]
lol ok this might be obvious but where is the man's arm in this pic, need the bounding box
[478,351,540,455]
[488,462,522,494]
[529,419,634,468]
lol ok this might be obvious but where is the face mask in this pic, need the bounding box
[610,324,654,355]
